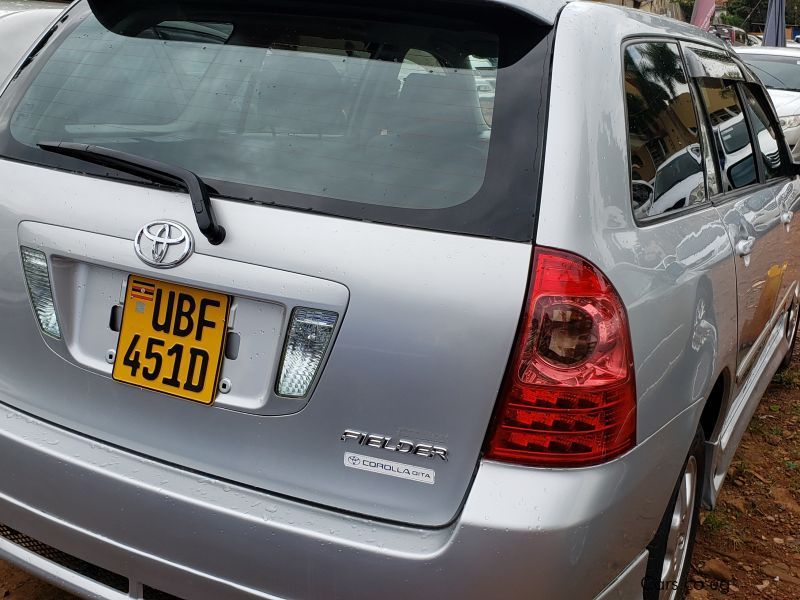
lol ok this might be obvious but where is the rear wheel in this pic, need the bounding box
[643,427,704,600]
[778,299,799,372]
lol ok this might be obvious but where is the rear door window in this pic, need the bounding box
[624,41,707,221]
[740,85,788,181]
[696,79,758,192]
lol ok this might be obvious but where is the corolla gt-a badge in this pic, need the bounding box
[344,452,435,485]
[341,429,449,461]
[134,221,194,268]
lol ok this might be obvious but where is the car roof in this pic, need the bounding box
[475,0,705,28]
[495,0,568,23]
[498,0,726,47]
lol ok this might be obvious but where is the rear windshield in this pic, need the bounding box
[0,1,551,240]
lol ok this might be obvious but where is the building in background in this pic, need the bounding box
[589,0,686,19]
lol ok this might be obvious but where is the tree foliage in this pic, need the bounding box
[718,0,800,28]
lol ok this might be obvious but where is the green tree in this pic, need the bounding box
[721,12,746,27]
[723,0,765,28]
[789,0,800,26]
[679,0,800,28]
[677,0,696,17]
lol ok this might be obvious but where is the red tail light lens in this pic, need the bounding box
[486,247,636,467]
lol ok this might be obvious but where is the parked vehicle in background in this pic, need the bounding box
[711,24,758,46]
[0,0,65,15]
[635,144,705,219]
[0,5,61,84]
[0,1,798,599]
[737,47,800,160]
[748,34,762,46]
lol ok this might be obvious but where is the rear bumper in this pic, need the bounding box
[0,399,702,600]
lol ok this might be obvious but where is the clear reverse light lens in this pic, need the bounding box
[20,247,61,339]
[277,307,338,398]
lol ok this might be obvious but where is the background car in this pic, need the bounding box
[646,144,705,218]
[0,4,62,84]
[737,47,800,160]
[711,24,758,46]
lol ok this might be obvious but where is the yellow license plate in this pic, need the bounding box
[113,276,230,404]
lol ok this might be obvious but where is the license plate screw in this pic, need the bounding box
[219,378,232,394]
[106,349,116,364]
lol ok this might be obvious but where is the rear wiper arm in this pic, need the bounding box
[38,141,226,245]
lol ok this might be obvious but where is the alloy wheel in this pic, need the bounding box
[659,455,698,600]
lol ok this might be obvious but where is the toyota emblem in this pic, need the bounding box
[134,221,194,268]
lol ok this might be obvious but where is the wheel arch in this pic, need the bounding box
[697,367,733,509]
[698,369,730,445]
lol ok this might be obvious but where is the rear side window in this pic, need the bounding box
[0,1,551,241]
[624,41,706,221]
[740,85,787,180]
[696,79,758,191]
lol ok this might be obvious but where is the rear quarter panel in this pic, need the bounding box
[537,3,738,446]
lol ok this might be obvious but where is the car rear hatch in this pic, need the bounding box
[0,0,552,526]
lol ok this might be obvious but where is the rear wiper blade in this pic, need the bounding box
[38,141,225,245]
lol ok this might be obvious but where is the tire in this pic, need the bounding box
[642,427,705,600]
[777,299,799,372]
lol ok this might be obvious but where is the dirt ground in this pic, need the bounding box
[0,365,797,600]
[0,562,73,599]
[688,350,800,599]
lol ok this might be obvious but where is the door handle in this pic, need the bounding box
[736,236,755,257]
[782,211,794,225]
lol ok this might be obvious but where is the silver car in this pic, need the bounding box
[736,47,800,160]
[0,1,797,599]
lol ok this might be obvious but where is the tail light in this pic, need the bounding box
[486,247,636,467]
